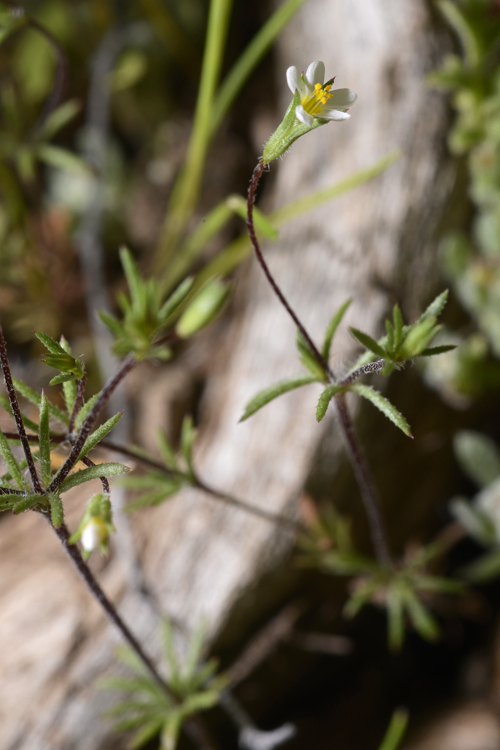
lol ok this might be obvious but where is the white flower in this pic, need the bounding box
[286,61,357,127]
[81,517,108,552]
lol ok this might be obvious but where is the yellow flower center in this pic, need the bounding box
[301,82,333,117]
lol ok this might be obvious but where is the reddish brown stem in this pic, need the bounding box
[0,325,43,493]
[247,161,392,567]
[47,355,136,494]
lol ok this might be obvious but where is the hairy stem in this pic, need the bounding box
[47,355,136,494]
[247,161,392,566]
[247,162,331,376]
[47,515,219,750]
[334,394,392,566]
[0,324,43,493]
[69,374,87,435]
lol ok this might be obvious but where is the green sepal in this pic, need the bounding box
[322,299,352,361]
[240,374,318,422]
[350,384,412,437]
[58,462,130,493]
[262,90,325,163]
[399,317,442,359]
[316,384,345,422]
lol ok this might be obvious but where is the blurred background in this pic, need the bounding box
[2,1,500,749]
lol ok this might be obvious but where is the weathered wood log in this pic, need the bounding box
[0,1,455,747]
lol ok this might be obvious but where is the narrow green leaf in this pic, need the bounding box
[49,373,72,386]
[180,416,196,475]
[156,428,179,470]
[120,247,143,308]
[0,428,28,490]
[350,384,412,437]
[350,328,387,358]
[13,378,69,426]
[387,587,405,652]
[58,462,130,493]
[413,575,463,594]
[316,384,344,422]
[462,549,500,583]
[322,299,352,361]
[378,709,409,750]
[385,320,395,352]
[159,276,195,322]
[49,493,64,527]
[77,412,123,461]
[130,719,165,750]
[393,305,404,349]
[38,391,52,487]
[418,345,456,356]
[37,98,80,140]
[37,144,90,174]
[419,289,448,321]
[35,331,67,356]
[98,309,123,337]
[454,431,500,488]
[296,331,326,381]
[241,375,318,422]
[0,393,40,433]
[12,494,47,514]
[401,589,439,642]
[74,393,99,431]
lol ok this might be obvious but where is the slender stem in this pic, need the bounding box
[247,162,331,376]
[247,162,392,566]
[69,374,87,435]
[46,515,219,750]
[81,455,110,494]
[335,394,392,567]
[0,324,43,493]
[47,355,136,494]
[100,439,302,531]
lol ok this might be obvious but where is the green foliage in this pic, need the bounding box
[102,618,226,750]
[69,493,114,558]
[121,419,197,512]
[300,508,462,650]
[241,375,318,422]
[350,384,412,437]
[57,462,129,493]
[350,293,451,375]
[428,1,500,376]
[378,709,409,750]
[35,332,84,385]
[175,279,231,338]
[99,248,193,360]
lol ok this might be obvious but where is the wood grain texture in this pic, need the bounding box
[0,2,453,747]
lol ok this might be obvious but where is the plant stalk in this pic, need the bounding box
[0,324,42,493]
[47,515,219,750]
[246,161,392,567]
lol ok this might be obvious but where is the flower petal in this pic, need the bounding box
[305,61,325,89]
[286,66,300,94]
[321,108,351,121]
[328,88,357,108]
[295,104,314,127]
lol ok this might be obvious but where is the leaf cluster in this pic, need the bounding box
[99,248,193,360]
[102,618,226,750]
[241,292,452,439]
[299,507,462,651]
[120,417,197,513]
[451,430,500,581]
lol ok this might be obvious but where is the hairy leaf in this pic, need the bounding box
[350,384,412,437]
[58,462,130,493]
[240,375,317,422]
[322,299,352,361]
[316,384,344,422]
